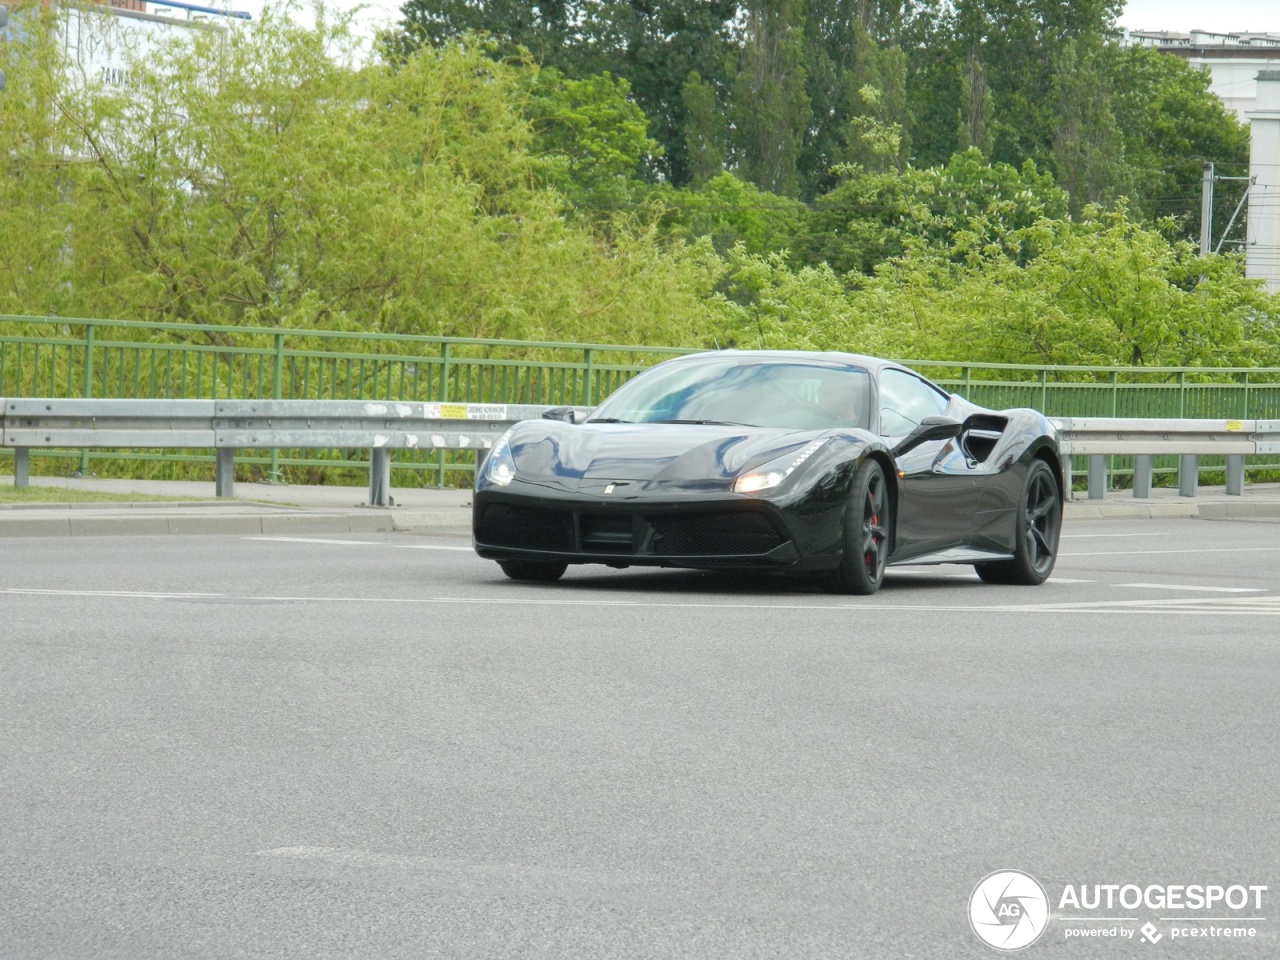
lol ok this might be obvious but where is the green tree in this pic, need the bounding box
[731,0,810,197]
[797,0,910,196]
[526,68,661,212]
[794,148,1070,276]
[838,207,1280,368]
[1051,39,1129,214]
[657,172,808,256]
[0,8,734,348]
[902,0,1123,173]
[388,0,739,187]
[1106,45,1249,242]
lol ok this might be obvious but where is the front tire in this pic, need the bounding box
[498,559,568,582]
[823,458,890,595]
[975,459,1061,586]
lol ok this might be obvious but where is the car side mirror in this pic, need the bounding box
[541,406,589,424]
[890,416,962,457]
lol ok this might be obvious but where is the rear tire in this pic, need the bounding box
[975,459,1061,586]
[823,458,890,596]
[498,559,568,582]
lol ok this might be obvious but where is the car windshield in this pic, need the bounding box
[589,357,872,431]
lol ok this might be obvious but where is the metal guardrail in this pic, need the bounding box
[1,399,587,505]
[1052,417,1280,498]
[5,401,1280,504]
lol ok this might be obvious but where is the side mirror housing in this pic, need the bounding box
[541,406,589,424]
[890,415,962,457]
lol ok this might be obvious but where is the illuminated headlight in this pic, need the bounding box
[480,432,517,487]
[734,439,828,494]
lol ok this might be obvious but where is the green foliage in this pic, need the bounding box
[731,0,810,198]
[0,7,731,349]
[4,0,1277,387]
[388,0,739,187]
[794,149,1070,276]
[526,68,660,212]
[817,206,1280,368]
[1106,45,1249,239]
[657,173,808,256]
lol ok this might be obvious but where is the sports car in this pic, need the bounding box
[472,350,1063,594]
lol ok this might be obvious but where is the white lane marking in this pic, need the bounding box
[1061,533,1164,539]
[6,588,1280,616]
[244,537,380,546]
[1118,583,1264,593]
[1,588,224,599]
[1062,546,1280,557]
[396,544,476,552]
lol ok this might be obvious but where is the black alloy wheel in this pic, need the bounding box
[824,458,890,595]
[975,459,1061,585]
[498,559,569,582]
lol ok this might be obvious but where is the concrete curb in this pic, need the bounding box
[3,489,1280,537]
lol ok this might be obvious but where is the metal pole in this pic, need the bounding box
[79,323,95,476]
[1133,455,1152,498]
[1088,456,1106,500]
[1199,162,1214,256]
[368,447,391,506]
[436,343,450,487]
[1179,455,1199,497]
[14,447,29,489]
[215,448,235,498]
[1226,455,1245,496]
[269,333,284,482]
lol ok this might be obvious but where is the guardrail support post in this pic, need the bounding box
[1087,455,1106,500]
[1179,455,1199,497]
[1226,455,1245,496]
[474,446,489,477]
[14,447,29,489]
[1133,455,1153,498]
[215,448,235,498]
[368,448,391,507]
[1061,454,1074,500]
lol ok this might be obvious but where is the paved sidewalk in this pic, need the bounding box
[0,475,473,537]
[3,474,1280,537]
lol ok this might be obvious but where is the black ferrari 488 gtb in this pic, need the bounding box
[473,351,1063,594]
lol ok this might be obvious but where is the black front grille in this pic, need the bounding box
[477,503,574,551]
[648,511,784,556]
[581,515,633,552]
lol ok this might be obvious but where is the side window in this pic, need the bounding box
[878,369,948,436]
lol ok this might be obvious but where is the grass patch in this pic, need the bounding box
[0,486,202,505]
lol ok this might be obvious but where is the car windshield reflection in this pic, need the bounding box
[589,359,872,431]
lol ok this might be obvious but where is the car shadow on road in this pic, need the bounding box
[532,565,986,597]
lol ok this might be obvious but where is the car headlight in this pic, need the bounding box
[480,431,517,487]
[734,439,828,494]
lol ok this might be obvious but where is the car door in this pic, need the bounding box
[877,368,981,559]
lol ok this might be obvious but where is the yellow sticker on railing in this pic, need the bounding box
[1226,420,1243,432]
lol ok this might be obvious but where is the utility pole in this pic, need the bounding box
[1199,162,1214,256]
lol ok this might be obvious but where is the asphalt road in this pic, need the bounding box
[2,518,1278,959]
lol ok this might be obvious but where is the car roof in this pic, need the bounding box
[664,349,909,376]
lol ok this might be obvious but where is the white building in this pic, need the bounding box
[1122,29,1280,121]
[1246,71,1280,292]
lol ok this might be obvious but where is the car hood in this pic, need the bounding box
[505,421,833,486]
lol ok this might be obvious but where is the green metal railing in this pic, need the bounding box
[4,313,1280,486]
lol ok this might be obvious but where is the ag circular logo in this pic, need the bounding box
[969,869,1049,951]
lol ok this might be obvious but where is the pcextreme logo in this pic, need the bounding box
[969,870,1050,951]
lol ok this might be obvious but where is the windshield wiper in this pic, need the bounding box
[651,419,751,426]
[585,417,633,424]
